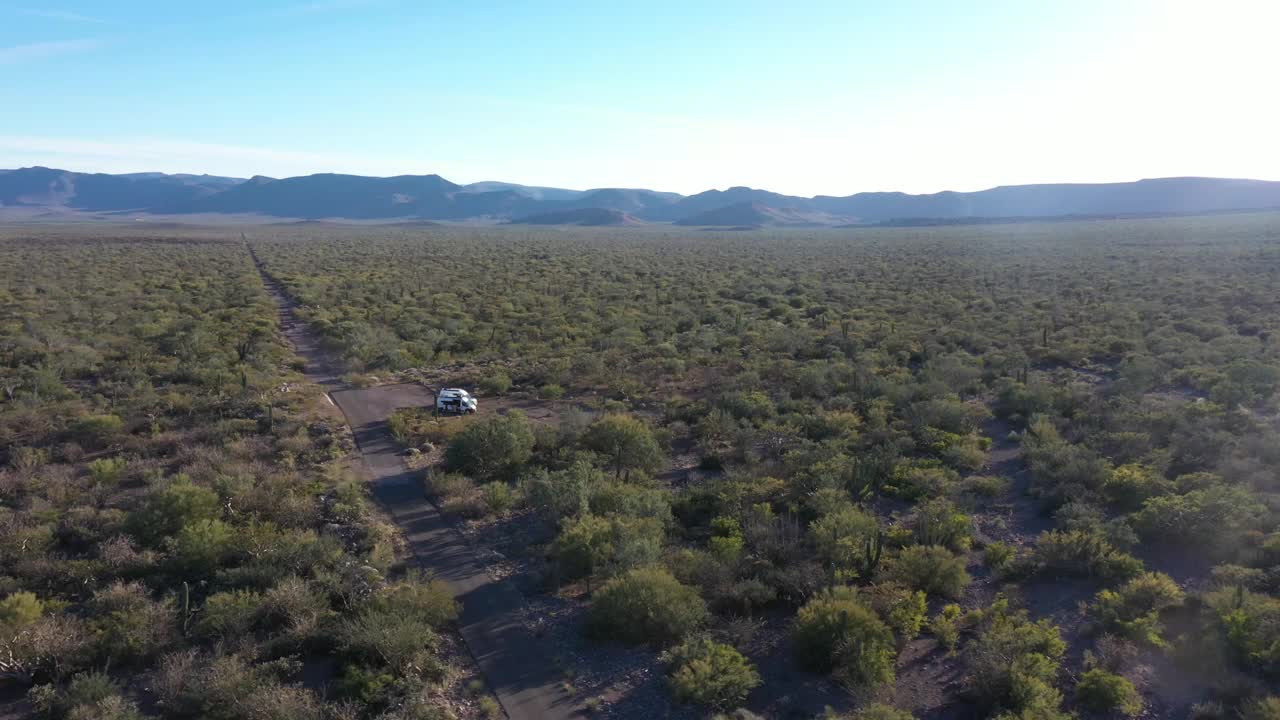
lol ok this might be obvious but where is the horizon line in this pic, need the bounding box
[4,164,1279,201]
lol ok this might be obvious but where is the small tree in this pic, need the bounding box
[550,514,614,588]
[583,414,664,480]
[664,636,761,709]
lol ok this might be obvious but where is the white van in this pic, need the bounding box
[436,388,478,415]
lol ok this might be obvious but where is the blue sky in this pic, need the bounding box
[2,0,1277,195]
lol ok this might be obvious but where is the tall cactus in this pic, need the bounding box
[862,530,884,577]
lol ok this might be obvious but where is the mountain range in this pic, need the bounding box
[2,166,1279,227]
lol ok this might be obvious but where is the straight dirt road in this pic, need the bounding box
[248,244,577,720]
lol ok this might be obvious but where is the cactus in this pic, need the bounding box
[862,530,883,577]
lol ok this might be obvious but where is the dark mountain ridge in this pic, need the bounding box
[2,166,1278,225]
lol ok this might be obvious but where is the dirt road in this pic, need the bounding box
[249,245,578,720]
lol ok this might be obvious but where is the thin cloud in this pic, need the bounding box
[18,7,114,24]
[0,39,104,64]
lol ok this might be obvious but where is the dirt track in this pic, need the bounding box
[249,244,577,720]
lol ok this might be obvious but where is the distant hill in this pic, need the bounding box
[811,178,1280,223]
[562,188,682,215]
[0,166,233,211]
[642,186,810,221]
[459,181,585,203]
[511,207,643,226]
[3,166,1279,225]
[674,201,847,227]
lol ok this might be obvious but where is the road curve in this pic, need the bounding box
[248,244,577,720]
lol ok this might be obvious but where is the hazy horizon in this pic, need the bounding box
[3,0,1278,196]
[7,163,1280,200]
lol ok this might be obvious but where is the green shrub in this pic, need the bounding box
[587,567,707,646]
[550,514,663,587]
[151,650,314,719]
[126,477,220,546]
[479,481,518,514]
[88,582,176,665]
[34,671,142,720]
[967,599,1066,716]
[885,462,956,501]
[809,505,880,574]
[87,457,128,487]
[709,533,745,563]
[1075,668,1142,717]
[1205,587,1280,676]
[1240,697,1280,720]
[1088,572,1184,646]
[69,415,124,449]
[260,577,331,644]
[984,542,1015,571]
[930,604,964,653]
[478,695,503,719]
[862,583,928,640]
[1032,529,1142,581]
[550,514,613,584]
[961,475,1008,498]
[336,663,397,706]
[587,480,672,521]
[885,545,970,599]
[0,591,45,629]
[171,519,235,577]
[912,498,972,552]
[196,590,264,641]
[664,636,761,708]
[793,586,896,687]
[373,575,458,629]
[479,372,513,396]
[1022,422,1111,507]
[445,412,535,481]
[339,609,439,670]
[1132,485,1267,554]
[1102,463,1171,512]
[425,471,474,499]
[522,461,598,521]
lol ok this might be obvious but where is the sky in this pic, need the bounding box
[1,0,1278,196]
